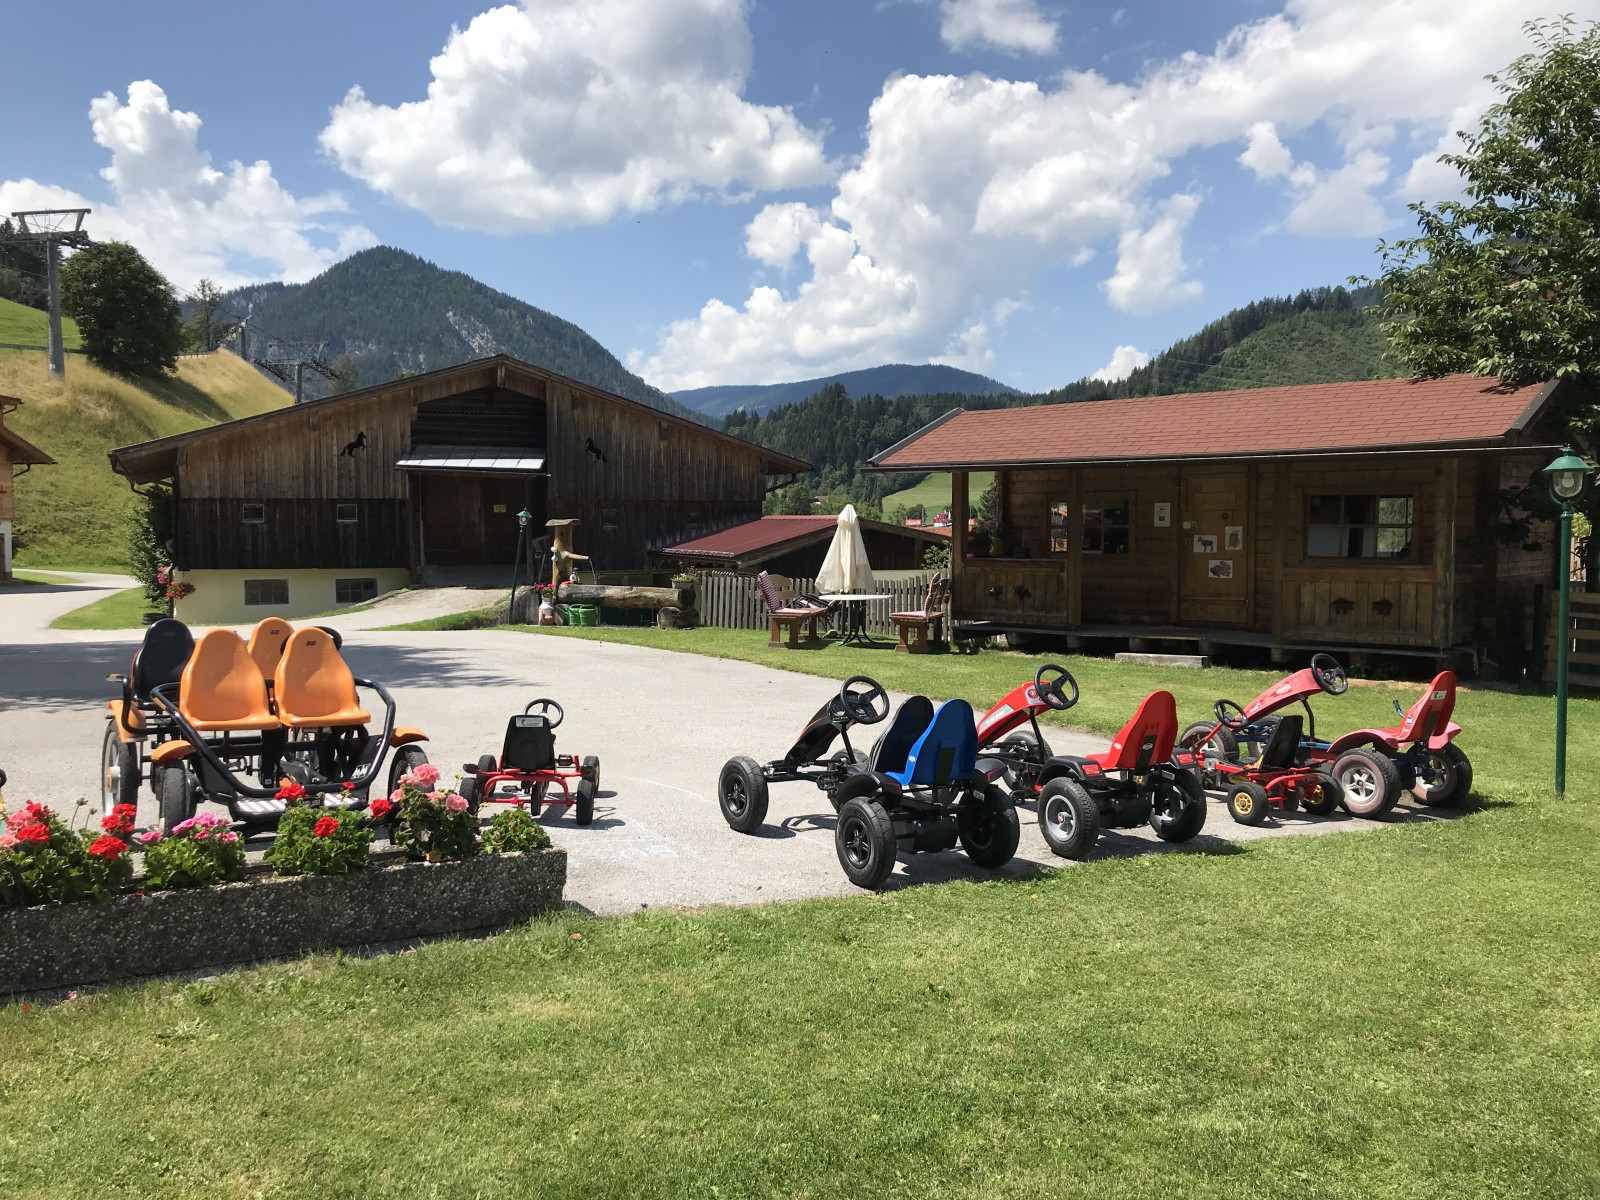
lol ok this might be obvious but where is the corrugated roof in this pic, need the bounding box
[396,446,546,473]
[667,516,838,558]
[871,374,1559,469]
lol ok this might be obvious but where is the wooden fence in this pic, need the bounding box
[1546,590,1600,689]
[698,571,933,635]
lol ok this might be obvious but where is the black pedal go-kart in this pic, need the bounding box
[718,675,1020,890]
[459,698,600,825]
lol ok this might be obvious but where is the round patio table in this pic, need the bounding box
[819,593,891,646]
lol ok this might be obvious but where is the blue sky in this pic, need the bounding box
[1,0,1582,393]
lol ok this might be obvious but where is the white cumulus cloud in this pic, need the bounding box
[1103,193,1204,315]
[1,81,372,291]
[1239,121,1293,179]
[319,0,831,232]
[1091,344,1152,383]
[1286,148,1392,237]
[940,0,1059,55]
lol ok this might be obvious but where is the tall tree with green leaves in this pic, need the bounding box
[182,278,239,353]
[324,353,360,396]
[59,241,183,375]
[1370,16,1600,578]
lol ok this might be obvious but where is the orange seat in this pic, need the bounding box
[246,617,294,682]
[178,630,279,732]
[274,628,370,729]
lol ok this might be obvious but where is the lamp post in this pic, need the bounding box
[1544,447,1591,799]
[507,507,533,625]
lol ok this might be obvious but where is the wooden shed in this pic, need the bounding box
[869,374,1572,671]
[657,514,947,579]
[109,356,808,622]
[0,396,55,581]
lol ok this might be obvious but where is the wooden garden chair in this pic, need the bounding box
[890,572,950,654]
[757,571,827,649]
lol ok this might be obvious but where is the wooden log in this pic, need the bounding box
[557,583,691,609]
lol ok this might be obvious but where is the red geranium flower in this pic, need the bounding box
[312,816,339,838]
[276,781,307,802]
[101,805,136,835]
[15,822,50,845]
[369,797,394,821]
[87,834,128,860]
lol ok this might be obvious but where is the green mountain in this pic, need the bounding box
[674,364,1016,418]
[1187,307,1400,390]
[217,247,693,417]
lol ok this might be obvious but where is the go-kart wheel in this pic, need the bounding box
[574,756,600,826]
[1225,781,1270,826]
[718,756,769,833]
[101,720,140,818]
[838,676,890,725]
[1332,747,1400,816]
[523,698,565,727]
[959,782,1021,869]
[1033,663,1079,711]
[1036,776,1099,860]
[1179,721,1237,788]
[1148,768,1207,843]
[1417,743,1472,807]
[388,745,430,797]
[1310,653,1349,696]
[1302,771,1342,815]
[462,753,497,815]
[999,731,1053,799]
[157,764,196,832]
[1212,698,1248,730]
[835,796,897,889]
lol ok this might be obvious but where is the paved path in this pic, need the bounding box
[0,577,1463,915]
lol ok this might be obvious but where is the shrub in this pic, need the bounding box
[263,792,372,876]
[0,801,132,908]
[140,812,246,890]
[481,808,552,855]
[390,763,478,862]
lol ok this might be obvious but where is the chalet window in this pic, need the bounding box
[243,579,289,607]
[601,508,619,531]
[335,503,359,524]
[1048,501,1071,554]
[335,577,378,605]
[241,503,266,525]
[1083,499,1131,555]
[1306,495,1414,559]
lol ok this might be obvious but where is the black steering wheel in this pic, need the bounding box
[1033,663,1079,711]
[524,698,565,727]
[839,675,889,726]
[1213,698,1247,730]
[1310,653,1349,696]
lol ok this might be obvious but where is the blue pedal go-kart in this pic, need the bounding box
[717,675,1020,889]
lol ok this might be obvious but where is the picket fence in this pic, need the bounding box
[1546,590,1600,689]
[697,570,933,635]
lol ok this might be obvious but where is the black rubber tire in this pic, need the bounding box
[1333,747,1400,816]
[1226,781,1270,826]
[959,782,1021,869]
[1036,775,1100,860]
[1418,743,1472,807]
[999,731,1053,797]
[101,720,141,818]
[1302,771,1343,815]
[157,763,196,832]
[463,753,497,815]
[835,796,898,889]
[1149,768,1208,843]
[718,756,769,833]
[574,778,596,826]
[1179,721,1238,788]
[387,745,430,796]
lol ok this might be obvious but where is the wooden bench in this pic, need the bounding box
[890,572,949,654]
[757,571,827,648]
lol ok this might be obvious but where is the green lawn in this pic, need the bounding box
[3,630,1597,1198]
[0,296,81,348]
[884,470,994,519]
[375,602,505,631]
[47,586,154,630]
[10,569,84,585]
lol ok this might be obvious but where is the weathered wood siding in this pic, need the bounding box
[177,498,408,570]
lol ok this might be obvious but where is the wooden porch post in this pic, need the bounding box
[951,470,968,618]
[1066,466,1083,627]
[1433,456,1459,648]
[1271,460,1290,638]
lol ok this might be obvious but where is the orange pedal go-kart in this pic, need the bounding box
[458,699,600,826]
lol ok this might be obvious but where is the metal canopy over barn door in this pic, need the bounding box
[1179,465,1249,625]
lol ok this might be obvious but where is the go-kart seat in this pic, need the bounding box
[131,618,195,701]
[502,715,556,773]
[1089,690,1178,774]
[871,695,935,776]
[1395,670,1457,747]
[246,616,294,681]
[886,699,978,789]
[177,629,279,732]
[273,628,371,729]
[1256,714,1304,770]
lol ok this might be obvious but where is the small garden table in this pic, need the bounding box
[819,593,892,646]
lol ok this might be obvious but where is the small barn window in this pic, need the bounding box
[601,508,619,531]
[1048,501,1071,554]
[1082,499,1131,555]
[335,577,379,605]
[1307,495,1414,559]
[241,503,266,525]
[243,579,289,606]
[335,503,359,524]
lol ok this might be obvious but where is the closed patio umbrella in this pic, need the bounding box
[815,504,874,594]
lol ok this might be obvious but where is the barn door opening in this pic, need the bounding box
[1179,466,1248,626]
[418,474,543,566]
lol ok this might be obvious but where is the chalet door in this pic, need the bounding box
[420,476,534,565]
[1179,467,1249,625]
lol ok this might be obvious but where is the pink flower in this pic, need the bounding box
[446,794,468,813]
[427,791,444,802]
[195,829,210,841]
[0,831,15,850]
[412,763,441,788]
[172,817,195,834]
[220,831,239,843]
[139,830,162,845]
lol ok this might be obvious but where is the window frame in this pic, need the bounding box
[243,578,289,607]
[1305,493,1416,562]
[241,502,266,525]
[1047,500,1071,556]
[334,577,379,605]
[1081,497,1132,556]
[335,502,359,525]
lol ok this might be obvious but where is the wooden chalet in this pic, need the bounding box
[869,374,1572,670]
[657,514,946,579]
[0,396,55,581]
[109,356,809,622]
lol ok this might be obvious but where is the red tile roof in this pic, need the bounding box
[871,374,1558,470]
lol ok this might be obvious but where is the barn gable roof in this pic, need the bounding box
[660,514,945,569]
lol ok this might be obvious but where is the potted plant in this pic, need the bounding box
[670,568,699,608]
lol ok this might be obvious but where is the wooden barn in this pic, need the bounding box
[657,514,947,579]
[109,356,808,622]
[0,396,55,581]
[869,374,1573,671]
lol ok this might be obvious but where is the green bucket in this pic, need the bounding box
[566,604,598,627]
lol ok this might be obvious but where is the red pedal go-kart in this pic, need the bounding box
[718,676,1020,890]
[1176,698,1344,826]
[458,699,600,825]
[973,663,1079,799]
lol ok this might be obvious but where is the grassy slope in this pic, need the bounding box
[46,587,150,630]
[0,296,81,348]
[2,348,289,566]
[1191,308,1402,391]
[884,470,995,517]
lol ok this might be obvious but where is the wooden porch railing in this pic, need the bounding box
[1546,590,1600,689]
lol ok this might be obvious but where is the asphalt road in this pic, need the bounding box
[0,574,1460,915]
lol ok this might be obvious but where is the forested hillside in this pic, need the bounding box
[674,363,1015,418]
[217,247,694,417]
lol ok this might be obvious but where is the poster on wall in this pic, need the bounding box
[1153,502,1171,527]
[1193,534,1218,553]
[1225,525,1243,551]
[1208,559,1234,579]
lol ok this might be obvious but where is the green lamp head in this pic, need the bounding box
[1544,447,1590,503]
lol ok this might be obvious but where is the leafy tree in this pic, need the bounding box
[765,480,815,515]
[126,484,176,606]
[59,242,183,375]
[324,353,360,396]
[1369,16,1600,581]
[182,278,239,353]
[0,219,48,309]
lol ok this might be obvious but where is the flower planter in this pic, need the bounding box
[0,848,566,995]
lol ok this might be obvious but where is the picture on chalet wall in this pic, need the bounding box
[1193,534,1218,553]
[1225,525,1243,551]
[1208,559,1234,579]
[1153,502,1171,527]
